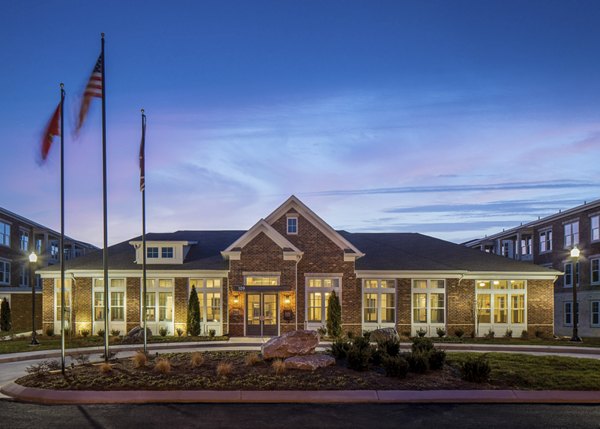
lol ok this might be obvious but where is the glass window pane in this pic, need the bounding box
[494,294,508,323]
[477,294,491,323]
[413,280,427,289]
[365,280,378,289]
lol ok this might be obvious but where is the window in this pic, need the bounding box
[20,231,29,252]
[412,279,445,325]
[161,247,174,258]
[35,238,43,254]
[539,230,552,253]
[147,247,158,258]
[50,242,59,259]
[564,221,579,248]
[564,301,579,326]
[592,259,600,285]
[144,279,174,325]
[520,236,532,255]
[159,292,173,321]
[476,280,526,326]
[564,262,579,288]
[306,277,340,324]
[94,279,125,323]
[287,216,298,234]
[55,279,72,322]
[190,278,223,325]
[111,292,125,321]
[591,301,600,327]
[0,222,10,247]
[245,276,279,286]
[592,216,600,242]
[94,292,104,321]
[362,279,396,325]
[0,260,10,284]
[19,265,29,287]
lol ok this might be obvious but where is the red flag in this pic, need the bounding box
[41,103,60,162]
[76,54,103,133]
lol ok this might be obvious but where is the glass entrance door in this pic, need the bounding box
[246,293,278,336]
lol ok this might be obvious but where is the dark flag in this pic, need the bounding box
[139,110,146,191]
[40,103,60,161]
[76,54,103,133]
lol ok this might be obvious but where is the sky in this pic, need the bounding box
[2,0,600,247]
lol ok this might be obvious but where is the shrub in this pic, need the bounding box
[317,326,327,337]
[454,327,465,338]
[428,349,446,370]
[176,328,184,337]
[45,326,55,337]
[187,286,201,336]
[504,329,513,338]
[521,329,529,339]
[110,329,121,337]
[99,362,112,374]
[47,360,61,371]
[411,337,434,354]
[159,327,168,337]
[406,351,429,373]
[347,347,371,371]
[216,362,233,377]
[0,298,11,332]
[154,358,171,374]
[326,290,342,338]
[209,329,216,338]
[461,355,491,383]
[80,329,90,338]
[485,329,495,339]
[272,359,286,375]
[436,327,446,338]
[74,354,90,366]
[190,352,204,368]
[376,337,400,358]
[132,351,148,368]
[97,329,105,338]
[416,328,427,338]
[330,337,350,360]
[26,361,52,377]
[244,352,260,367]
[382,355,409,378]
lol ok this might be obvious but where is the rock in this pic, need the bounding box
[284,354,336,371]
[261,330,319,359]
[122,326,152,343]
[369,327,399,344]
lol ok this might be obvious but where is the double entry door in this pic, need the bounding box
[246,293,278,336]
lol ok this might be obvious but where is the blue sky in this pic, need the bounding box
[2,1,600,246]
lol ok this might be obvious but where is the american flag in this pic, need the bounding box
[76,54,103,132]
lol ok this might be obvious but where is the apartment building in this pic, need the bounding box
[465,198,600,337]
[0,206,96,332]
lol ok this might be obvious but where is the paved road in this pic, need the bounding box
[1,400,599,428]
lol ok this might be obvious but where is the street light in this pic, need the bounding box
[570,246,582,342]
[29,251,39,346]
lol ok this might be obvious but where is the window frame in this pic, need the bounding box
[591,301,600,328]
[592,215,600,243]
[147,247,159,258]
[19,264,29,287]
[161,247,174,258]
[19,230,29,252]
[286,216,298,235]
[411,279,446,327]
[591,258,600,285]
[305,275,341,326]
[361,279,396,327]
[0,259,10,285]
[564,262,579,288]
[564,301,579,326]
[475,280,527,328]
[564,221,580,249]
[0,221,10,247]
[539,229,552,254]
[189,278,223,327]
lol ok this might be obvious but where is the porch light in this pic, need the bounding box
[570,247,580,259]
[29,252,38,263]
[233,294,239,305]
[284,294,291,305]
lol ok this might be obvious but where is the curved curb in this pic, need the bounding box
[3,382,600,404]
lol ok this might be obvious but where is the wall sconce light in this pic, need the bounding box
[233,294,239,305]
[284,294,291,305]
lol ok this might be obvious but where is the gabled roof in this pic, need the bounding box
[222,219,302,258]
[264,195,364,257]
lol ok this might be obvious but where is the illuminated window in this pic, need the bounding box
[306,276,340,324]
[476,280,526,326]
[412,279,445,325]
[245,276,279,286]
[362,279,396,325]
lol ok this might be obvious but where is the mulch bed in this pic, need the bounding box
[16,351,490,391]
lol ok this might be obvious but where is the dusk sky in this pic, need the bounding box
[3,1,600,247]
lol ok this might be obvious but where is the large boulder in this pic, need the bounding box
[369,327,399,344]
[122,326,152,343]
[284,354,336,371]
[261,330,319,359]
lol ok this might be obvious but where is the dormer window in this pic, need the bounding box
[147,247,159,258]
[161,247,174,258]
[287,216,298,235]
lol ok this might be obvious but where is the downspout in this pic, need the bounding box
[295,256,300,331]
[226,258,231,336]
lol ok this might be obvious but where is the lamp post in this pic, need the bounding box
[570,246,582,342]
[29,251,39,345]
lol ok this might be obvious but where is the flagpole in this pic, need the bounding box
[100,32,110,362]
[59,83,66,375]
[141,109,147,354]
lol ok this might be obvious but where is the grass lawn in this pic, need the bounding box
[15,350,600,391]
[431,336,600,348]
[446,352,600,390]
[0,334,227,355]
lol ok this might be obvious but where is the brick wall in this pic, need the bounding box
[42,278,54,333]
[174,277,188,334]
[447,279,475,336]
[72,277,92,335]
[527,279,554,336]
[126,277,141,333]
[9,293,42,332]
[396,278,411,336]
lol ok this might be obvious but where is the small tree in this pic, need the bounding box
[326,290,342,338]
[187,286,201,336]
[0,298,11,332]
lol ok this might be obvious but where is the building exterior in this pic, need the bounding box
[39,196,558,338]
[0,206,96,332]
[465,198,600,337]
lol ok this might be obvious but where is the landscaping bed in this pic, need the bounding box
[15,349,600,392]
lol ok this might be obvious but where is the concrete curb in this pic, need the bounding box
[3,382,600,404]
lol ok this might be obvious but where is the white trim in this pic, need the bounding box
[286,215,298,235]
[304,274,342,330]
[222,219,302,254]
[354,270,559,280]
[591,300,600,328]
[264,195,364,258]
[38,269,229,279]
[361,279,396,329]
